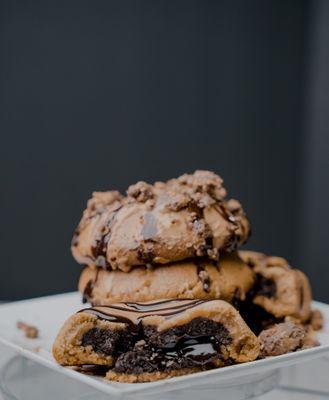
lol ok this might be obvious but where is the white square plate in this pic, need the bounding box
[0,292,328,398]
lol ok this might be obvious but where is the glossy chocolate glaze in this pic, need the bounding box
[78,299,210,325]
[78,299,234,373]
[79,307,232,374]
[114,317,231,374]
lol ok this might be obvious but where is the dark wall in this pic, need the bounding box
[1,0,323,300]
[298,0,329,301]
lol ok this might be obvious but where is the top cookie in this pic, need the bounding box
[72,171,250,271]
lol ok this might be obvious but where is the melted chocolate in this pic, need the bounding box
[79,299,209,326]
[235,299,281,335]
[79,308,139,332]
[113,317,231,374]
[82,327,136,356]
[91,205,122,268]
[79,299,233,376]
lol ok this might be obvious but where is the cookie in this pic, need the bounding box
[79,252,255,305]
[258,321,307,357]
[72,171,250,271]
[239,251,312,322]
[53,299,260,382]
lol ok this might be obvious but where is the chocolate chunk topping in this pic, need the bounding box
[72,171,250,271]
[127,181,154,202]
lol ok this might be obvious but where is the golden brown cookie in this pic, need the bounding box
[53,299,260,382]
[72,171,250,272]
[79,252,255,305]
[239,251,312,322]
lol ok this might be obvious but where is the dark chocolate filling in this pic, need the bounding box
[252,274,277,298]
[115,318,231,374]
[81,327,136,356]
[114,341,219,374]
[81,317,232,374]
[143,317,231,349]
[231,274,279,335]
[234,300,282,335]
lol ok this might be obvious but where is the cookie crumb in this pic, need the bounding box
[309,309,324,331]
[17,321,39,338]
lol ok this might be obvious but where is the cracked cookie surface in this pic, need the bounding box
[72,171,250,271]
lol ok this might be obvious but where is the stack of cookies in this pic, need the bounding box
[53,171,322,383]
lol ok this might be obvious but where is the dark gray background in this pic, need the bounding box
[1,0,328,301]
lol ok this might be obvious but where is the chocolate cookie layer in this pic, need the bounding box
[52,299,259,382]
[239,251,312,322]
[79,252,255,305]
[72,171,250,271]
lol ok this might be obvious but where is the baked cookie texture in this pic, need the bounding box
[52,170,323,383]
[78,252,255,305]
[239,251,312,322]
[53,299,260,382]
[71,171,250,271]
[258,321,308,357]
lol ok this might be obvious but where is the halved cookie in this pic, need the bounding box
[53,299,260,382]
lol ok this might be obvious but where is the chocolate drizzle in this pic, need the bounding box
[79,299,209,326]
[80,300,227,330]
[91,205,122,268]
